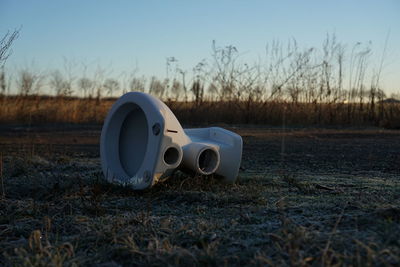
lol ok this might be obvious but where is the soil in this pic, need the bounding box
[0,125,399,266]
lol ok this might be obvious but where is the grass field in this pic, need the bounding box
[0,125,399,266]
[1,96,400,129]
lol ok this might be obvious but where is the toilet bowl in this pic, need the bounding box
[100,92,243,190]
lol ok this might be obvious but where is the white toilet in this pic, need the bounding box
[100,92,243,190]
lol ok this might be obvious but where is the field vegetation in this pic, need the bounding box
[1,35,399,128]
[0,31,399,266]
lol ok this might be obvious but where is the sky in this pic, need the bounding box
[1,0,399,94]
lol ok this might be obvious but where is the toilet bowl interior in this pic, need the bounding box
[103,103,149,182]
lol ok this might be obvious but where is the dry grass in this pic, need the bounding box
[1,95,400,128]
[0,96,110,124]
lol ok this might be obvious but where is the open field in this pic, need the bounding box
[1,96,400,129]
[0,125,399,266]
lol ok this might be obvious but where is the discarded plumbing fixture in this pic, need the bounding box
[100,92,243,190]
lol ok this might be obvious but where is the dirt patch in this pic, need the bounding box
[0,126,399,266]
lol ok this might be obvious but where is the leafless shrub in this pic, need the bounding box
[103,78,120,96]
[17,69,44,96]
[77,77,93,98]
[50,70,73,96]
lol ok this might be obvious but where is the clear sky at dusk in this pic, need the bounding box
[1,0,399,93]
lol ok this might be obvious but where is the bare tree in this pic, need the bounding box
[77,77,93,98]
[93,66,109,101]
[17,69,43,96]
[50,70,73,96]
[103,78,120,96]
[0,30,19,97]
[0,29,19,67]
